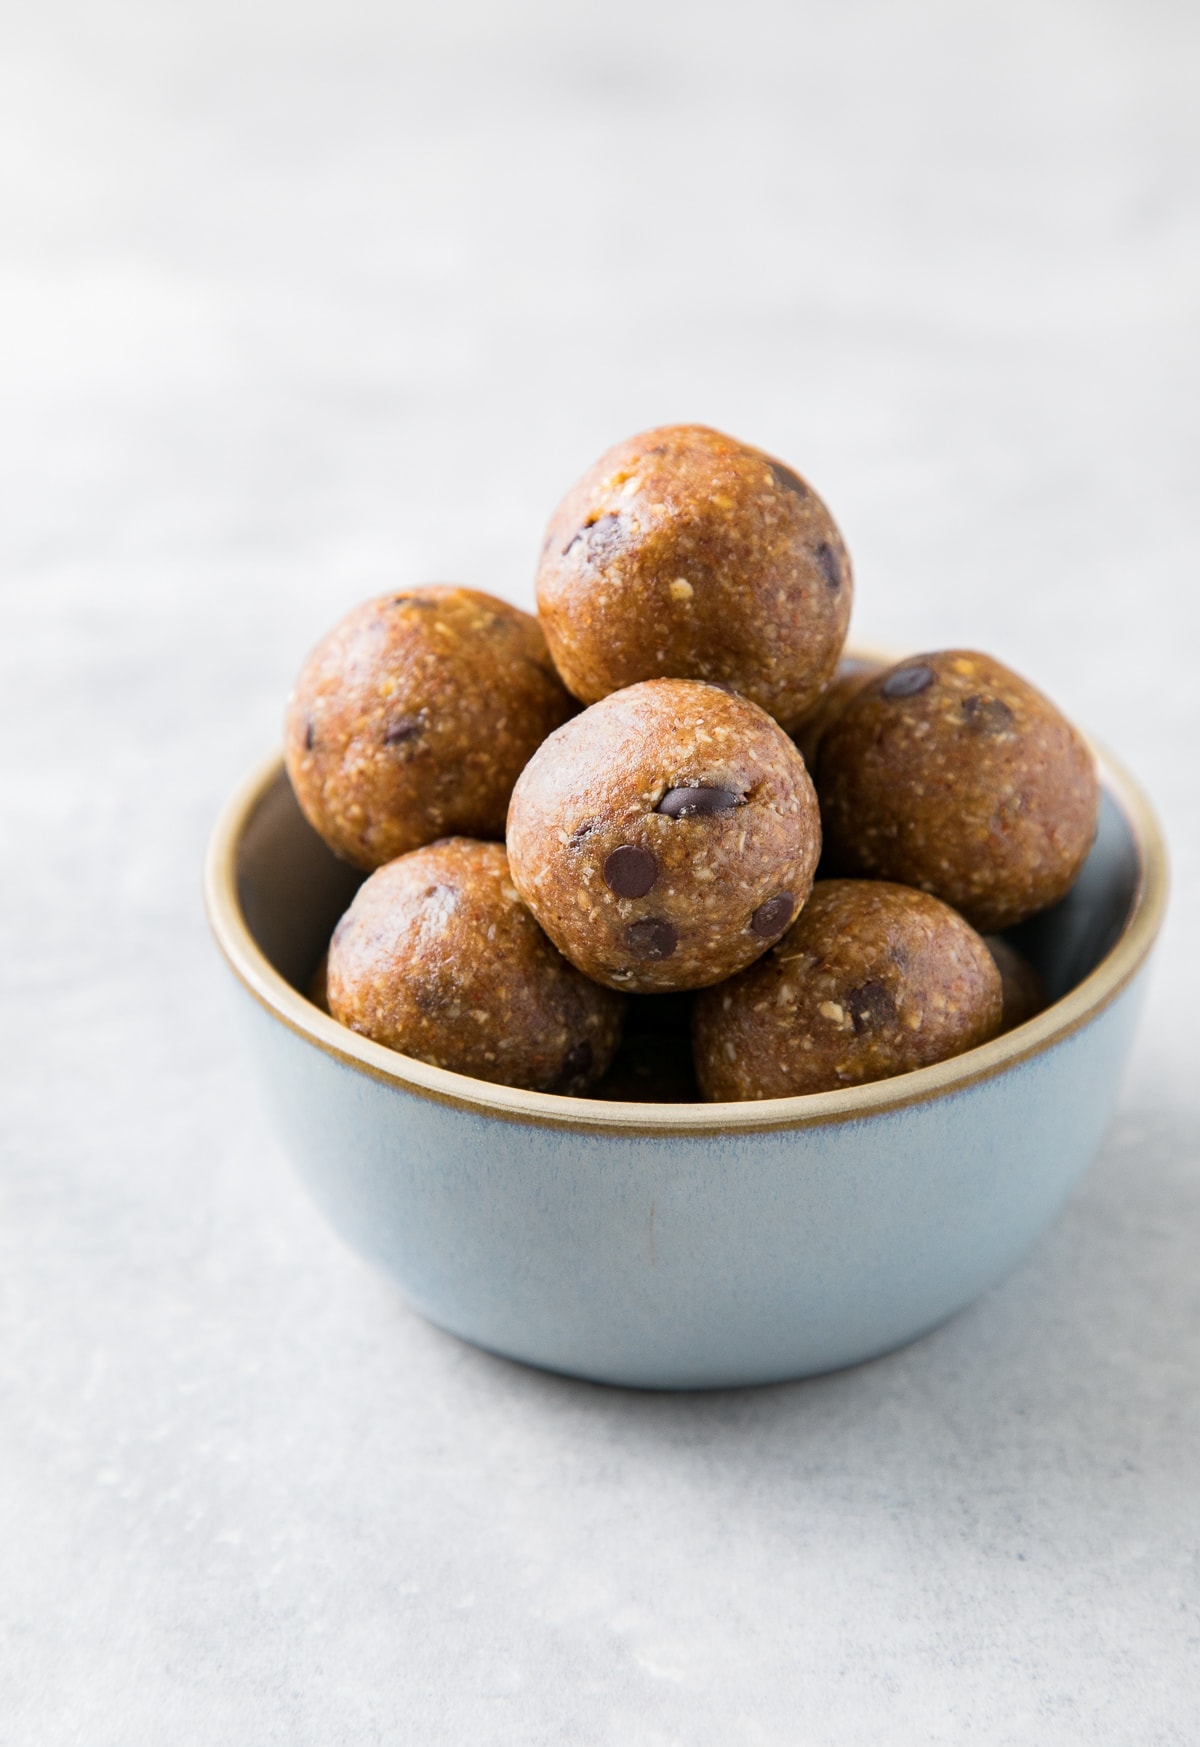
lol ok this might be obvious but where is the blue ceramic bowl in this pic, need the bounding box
[205,727,1166,1389]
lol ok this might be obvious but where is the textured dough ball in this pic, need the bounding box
[536,425,852,732]
[693,879,1003,1101]
[285,587,574,871]
[326,839,624,1093]
[507,679,821,993]
[983,935,1048,1032]
[816,650,1100,931]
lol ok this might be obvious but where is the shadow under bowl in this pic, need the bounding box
[205,743,1166,1389]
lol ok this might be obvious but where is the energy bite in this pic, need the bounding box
[326,838,624,1093]
[817,650,1100,931]
[693,880,1003,1101]
[507,678,821,994]
[536,424,852,732]
[285,587,574,871]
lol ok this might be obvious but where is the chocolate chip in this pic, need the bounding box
[815,542,843,590]
[657,785,744,818]
[768,459,809,500]
[881,663,936,699]
[556,1039,594,1090]
[626,918,677,960]
[384,714,426,746]
[751,893,794,938]
[603,845,658,898]
[846,980,898,1034]
[569,818,601,848]
[563,512,623,560]
[961,694,1015,736]
[304,718,315,751]
[586,513,623,556]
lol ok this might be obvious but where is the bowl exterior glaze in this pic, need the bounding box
[231,969,1149,1388]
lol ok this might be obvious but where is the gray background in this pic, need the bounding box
[2,1,1197,1741]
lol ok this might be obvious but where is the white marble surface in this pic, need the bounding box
[2,2,1198,1740]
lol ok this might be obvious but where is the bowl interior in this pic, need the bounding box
[235,765,1143,1065]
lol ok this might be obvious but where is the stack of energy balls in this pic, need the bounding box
[285,424,1099,1103]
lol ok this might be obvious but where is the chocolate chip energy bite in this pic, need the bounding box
[285,587,574,871]
[693,880,1003,1101]
[817,650,1100,931]
[536,425,853,732]
[507,679,822,994]
[326,839,624,1093]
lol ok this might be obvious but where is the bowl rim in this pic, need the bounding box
[205,667,1168,1137]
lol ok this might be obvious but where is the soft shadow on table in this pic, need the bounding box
[409,1102,1200,1504]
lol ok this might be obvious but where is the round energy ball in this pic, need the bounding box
[507,678,822,994]
[535,424,853,732]
[816,650,1100,931]
[693,879,1003,1101]
[326,839,624,1094]
[285,587,574,871]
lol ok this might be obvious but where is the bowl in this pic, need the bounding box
[204,723,1166,1389]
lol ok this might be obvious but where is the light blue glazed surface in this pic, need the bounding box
[218,761,1158,1389]
[235,968,1147,1390]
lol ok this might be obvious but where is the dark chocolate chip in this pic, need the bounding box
[563,512,623,560]
[846,980,898,1035]
[304,718,315,751]
[569,818,601,848]
[586,512,623,555]
[961,694,1015,736]
[390,594,436,607]
[626,918,678,961]
[556,1039,594,1089]
[751,893,795,938]
[384,713,426,745]
[815,542,843,590]
[657,784,744,818]
[603,845,658,898]
[768,459,809,500]
[881,663,936,699]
